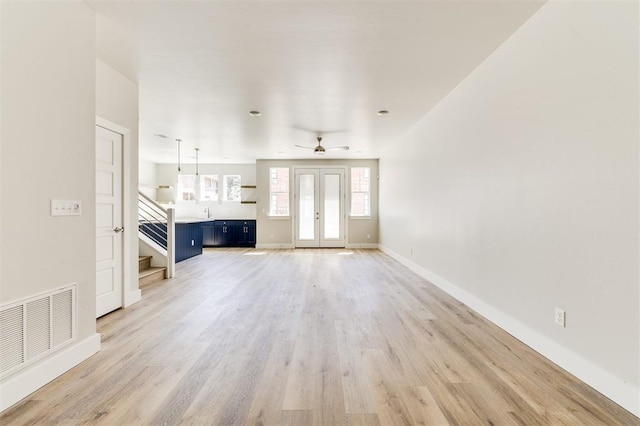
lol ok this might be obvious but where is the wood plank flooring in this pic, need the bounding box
[2,249,638,425]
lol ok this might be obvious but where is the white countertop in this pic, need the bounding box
[174,217,215,223]
[174,218,256,223]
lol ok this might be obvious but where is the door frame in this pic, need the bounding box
[96,117,140,311]
[292,165,348,248]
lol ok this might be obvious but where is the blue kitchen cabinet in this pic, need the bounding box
[201,221,216,246]
[237,221,256,246]
[213,221,236,246]
[208,220,256,247]
[175,222,203,262]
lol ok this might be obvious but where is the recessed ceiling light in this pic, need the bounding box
[377,110,389,116]
[249,110,261,117]
[356,151,363,154]
[154,134,168,139]
[277,151,285,154]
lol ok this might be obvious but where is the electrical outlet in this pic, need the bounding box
[554,308,566,327]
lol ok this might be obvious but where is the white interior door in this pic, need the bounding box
[96,125,123,318]
[295,168,345,248]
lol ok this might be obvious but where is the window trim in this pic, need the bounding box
[177,174,197,202]
[268,167,290,217]
[350,166,371,217]
[222,174,242,202]
[199,174,219,202]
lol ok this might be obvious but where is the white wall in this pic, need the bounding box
[139,158,157,200]
[0,1,100,410]
[96,58,140,307]
[155,163,257,219]
[256,159,379,248]
[379,0,639,415]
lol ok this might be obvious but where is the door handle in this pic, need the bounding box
[114,226,124,233]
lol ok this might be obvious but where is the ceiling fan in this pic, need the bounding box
[295,136,349,155]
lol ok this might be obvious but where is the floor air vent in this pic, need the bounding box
[0,284,76,379]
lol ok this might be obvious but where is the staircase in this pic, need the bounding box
[138,255,167,286]
[138,191,175,279]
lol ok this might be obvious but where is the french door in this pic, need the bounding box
[295,168,345,248]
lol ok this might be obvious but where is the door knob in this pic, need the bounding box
[114,226,124,233]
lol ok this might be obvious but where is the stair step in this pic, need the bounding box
[138,255,152,272]
[138,267,166,287]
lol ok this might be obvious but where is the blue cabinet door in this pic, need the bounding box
[202,225,215,246]
[214,221,235,246]
[237,221,256,246]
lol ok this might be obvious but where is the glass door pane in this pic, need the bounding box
[323,174,340,239]
[298,173,315,240]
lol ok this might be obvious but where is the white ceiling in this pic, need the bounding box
[88,0,545,164]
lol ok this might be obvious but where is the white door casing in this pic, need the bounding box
[95,125,124,317]
[294,167,345,248]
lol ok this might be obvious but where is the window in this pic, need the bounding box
[350,167,371,216]
[178,175,197,201]
[200,175,219,201]
[223,175,241,201]
[269,167,290,216]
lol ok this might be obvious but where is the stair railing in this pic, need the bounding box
[138,191,175,278]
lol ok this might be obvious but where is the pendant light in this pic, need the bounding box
[194,147,199,176]
[176,139,182,173]
[175,138,182,203]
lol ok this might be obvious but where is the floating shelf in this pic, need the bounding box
[241,185,257,204]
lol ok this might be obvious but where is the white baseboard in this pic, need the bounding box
[346,243,379,249]
[379,245,640,417]
[256,243,379,250]
[0,333,101,413]
[255,243,294,249]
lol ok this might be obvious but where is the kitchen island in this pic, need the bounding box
[174,218,256,262]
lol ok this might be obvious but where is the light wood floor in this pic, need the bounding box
[2,249,638,425]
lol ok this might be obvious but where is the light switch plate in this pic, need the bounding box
[51,199,82,216]
[554,307,566,327]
